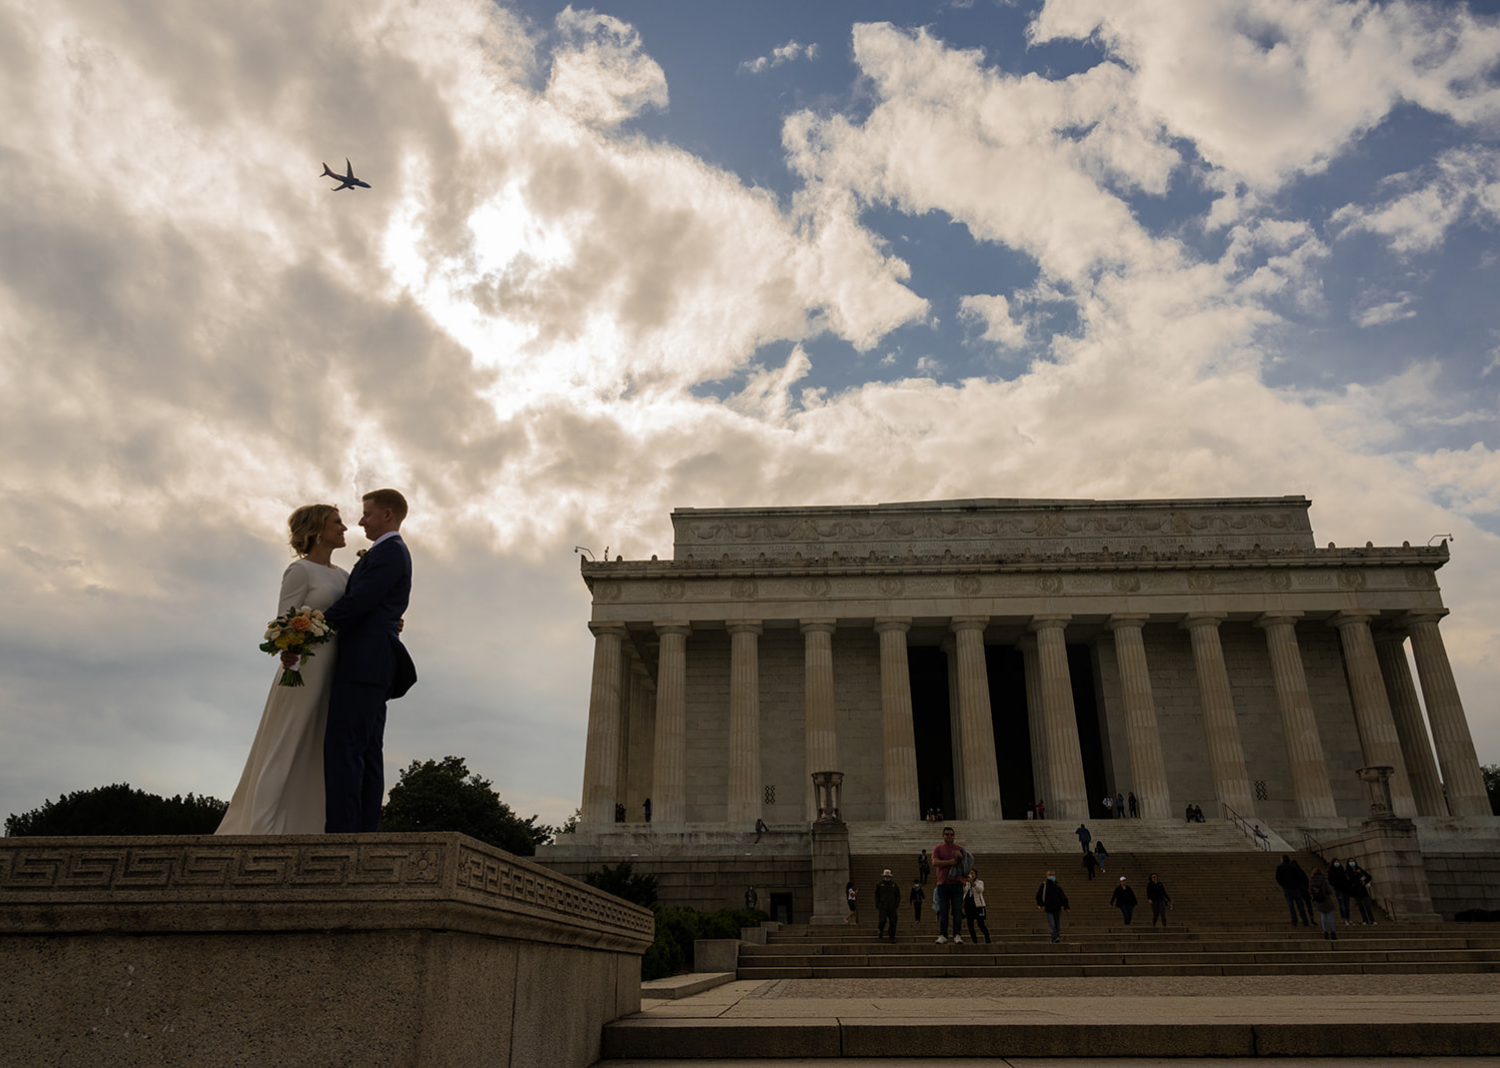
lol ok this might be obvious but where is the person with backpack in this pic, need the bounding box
[963,868,991,944]
[932,825,969,944]
[917,849,931,886]
[910,879,926,922]
[1036,869,1071,943]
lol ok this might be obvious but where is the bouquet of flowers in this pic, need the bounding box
[260,606,334,687]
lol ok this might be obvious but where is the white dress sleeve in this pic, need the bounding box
[277,560,312,616]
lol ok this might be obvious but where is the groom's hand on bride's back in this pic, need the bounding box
[397,617,405,633]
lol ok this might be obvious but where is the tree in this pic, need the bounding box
[1482,764,1500,816]
[5,784,228,837]
[583,861,658,907]
[380,756,553,855]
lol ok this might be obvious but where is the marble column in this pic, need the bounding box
[875,618,921,822]
[581,622,627,826]
[1181,613,1255,816]
[1017,634,1051,812]
[943,635,965,819]
[651,623,692,828]
[802,619,839,822]
[1330,611,1417,818]
[613,650,633,823]
[1406,612,1491,816]
[726,621,763,827]
[625,662,655,821]
[1256,613,1337,819]
[1374,630,1447,817]
[1030,615,1089,820]
[1106,614,1172,819]
[952,616,1003,821]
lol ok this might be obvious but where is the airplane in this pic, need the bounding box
[321,159,371,191]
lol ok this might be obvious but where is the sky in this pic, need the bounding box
[3,0,1500,831]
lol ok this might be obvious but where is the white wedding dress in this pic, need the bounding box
[216,558,348,835]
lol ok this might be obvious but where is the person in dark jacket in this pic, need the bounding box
[874,869,902,940]
[1082,850,1098,880]
[910,880,925,922]
[1308,868,1338,939]
[963,869,991,944]
[1110,876,1139,925]
[1275,855,1312,926]
[1036,870,1070,943]
[1076,823,1092,853]
[1347,860,1377,925]
[1328,859,1353,925]
[1146,873,1171,927]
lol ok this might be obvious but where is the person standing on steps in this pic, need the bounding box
[911,879,925,923]
[964,868,991,944]
[1036,869,1070,943]
[1093,840,1108,872]
[917,849,931,886]
[875,869,901,941]
[643,797,651,823]
[932,825,967,944]
[1076,823,1092,854]
[1128,792,1139,818]
[1329,858,1353,925]
[1115,792,1125,818]
[1110,876,1138,926]
[1146,873,1171,927]
[844,881,858,925]
[1275,854,1312,926]
[1309,867,1338,940]
[1082,849,1098,881]
[1347,859,1377,925]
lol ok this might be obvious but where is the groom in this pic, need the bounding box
[321,488,417,833]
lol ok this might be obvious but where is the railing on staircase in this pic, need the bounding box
[1301,830,1328,865]
[1221,803,1272,850]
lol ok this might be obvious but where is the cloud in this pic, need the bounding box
[1332,147,1500,254]
[1351,292,1417,328]
[740,39,820,75]
[959,293,1029,348]
[546,6,668,126]
[1030,0,1500,194]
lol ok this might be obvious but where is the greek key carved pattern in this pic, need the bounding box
[455,845,653,935]
[0,843,443,892]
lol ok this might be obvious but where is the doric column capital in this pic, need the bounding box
[725,620,763,637]
[950,615,989,634]
[1402,610,1450,628]
[588,621,630,639]
[1327,610,1380,630]
[1254,611,1304,630]
[1028,613,1071,633]
[1105,613,1152,632]
[799,618,837,636]
[653,622,693,638]
[874,617,913,634]
[1179,612,1226,631]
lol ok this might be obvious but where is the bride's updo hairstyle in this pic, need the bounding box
[287,504,339,557]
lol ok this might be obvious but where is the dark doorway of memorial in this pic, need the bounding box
[1069,643,1109,820]
[907,645,956,820]
[769,892,793,925]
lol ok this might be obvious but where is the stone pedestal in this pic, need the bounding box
[809,771,851,926]
[0,834,654,1068]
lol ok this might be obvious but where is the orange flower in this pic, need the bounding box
[290,615,312,632]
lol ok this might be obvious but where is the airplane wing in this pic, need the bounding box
[345,158,355,180]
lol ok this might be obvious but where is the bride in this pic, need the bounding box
[216,504,348,835]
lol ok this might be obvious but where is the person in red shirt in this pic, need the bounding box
[931,826,966,944]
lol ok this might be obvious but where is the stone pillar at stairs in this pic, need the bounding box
[726,621,764,827]
[1030,614,1089,821]
[651,623,691,828]
[1256,612,1337,819]
[952,616,1003,821]
[1181,613,1255,817]
[875,618,921,822]
[1105,614,1172,820]
[1373,629,1448,817]
[1330,611,1416,818]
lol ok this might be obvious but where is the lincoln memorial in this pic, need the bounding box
[538,496,1497,919]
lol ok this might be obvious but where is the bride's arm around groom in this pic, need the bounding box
[321,488,417,834]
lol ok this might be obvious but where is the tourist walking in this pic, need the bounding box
[1076,823,1092,854]
[845,882,858,925]
[1309,868,1338,939]
[910,880,925,922]
[1146,873,1171,926]
[1115,792,1125,818]
[875,869,901,941]
[1110,876,1138,926]
[1094,840,1108,872]
[1347,860,1377,924]
[1102,795,1114,818]
[918,849,931,885]
[1128,792,1138,818]
[1329,859,1353,924]
[932,825,968,944]
[1275,854,1312,926]
[1082,850,1098,881]
[1036,870,1070,943]
[964,869,992,944]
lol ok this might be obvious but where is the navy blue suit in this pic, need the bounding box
[322,533,414,833]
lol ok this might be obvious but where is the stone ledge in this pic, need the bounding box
[642,971,736,999]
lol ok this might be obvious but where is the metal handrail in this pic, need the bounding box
[1221,803,1271,850]
[1301,830,1327,863]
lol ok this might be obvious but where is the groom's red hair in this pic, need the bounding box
[362,488,408,524]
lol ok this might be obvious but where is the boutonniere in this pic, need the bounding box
[357,549,368,558]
